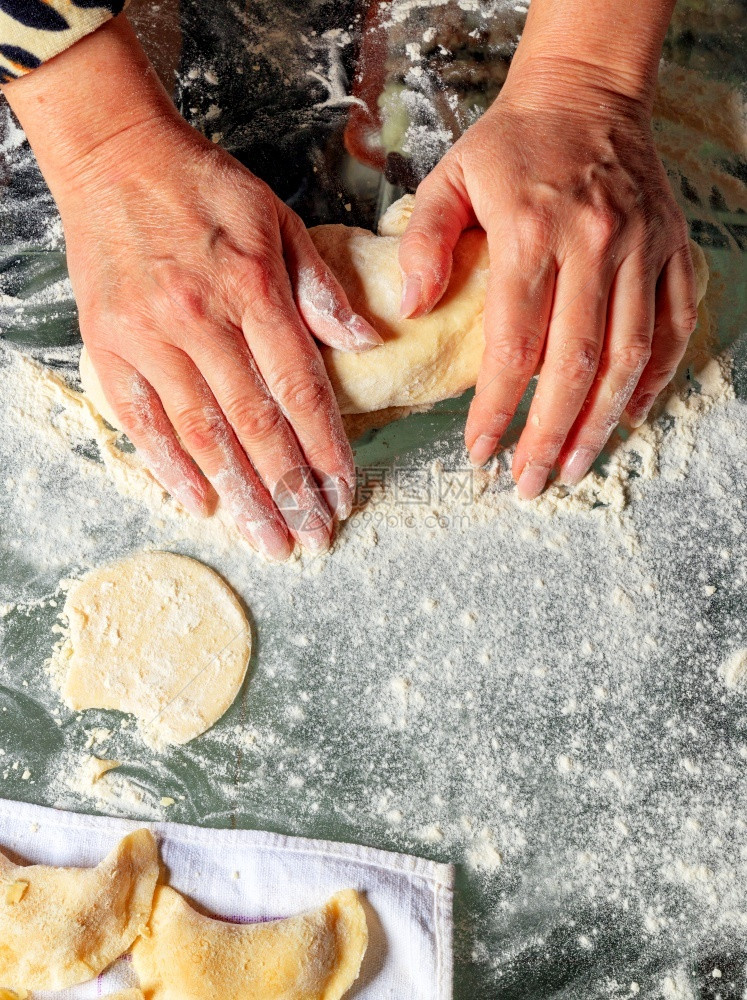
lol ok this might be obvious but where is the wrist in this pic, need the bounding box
[499,54,654,124]
[2,16,183,202]
[508,0,674,112]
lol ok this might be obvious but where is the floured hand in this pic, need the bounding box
[398,1,697,499]
[2,17,382,559]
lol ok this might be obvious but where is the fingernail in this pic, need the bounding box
[400,274,422,319]
[253,521,292,562]
[516,463,551,500]
[560,447,596,486]
[346,314,384,350]
[628,394,654,428]
[172,481,209,518]
[469,434,499,468]
[321,476,353,521]
[299,526,331,555]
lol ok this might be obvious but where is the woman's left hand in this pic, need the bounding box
[398,58,698,498]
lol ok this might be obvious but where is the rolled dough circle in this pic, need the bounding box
[59,551,251,749]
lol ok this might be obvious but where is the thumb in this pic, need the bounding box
[398,171,471,319]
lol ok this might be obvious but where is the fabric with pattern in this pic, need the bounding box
[0,0,130,82]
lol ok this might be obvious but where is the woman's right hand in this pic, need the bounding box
[3,17,382,561]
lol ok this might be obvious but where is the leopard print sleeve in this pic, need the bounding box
[0,0,131,83]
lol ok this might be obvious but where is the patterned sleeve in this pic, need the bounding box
[0,0,131,83]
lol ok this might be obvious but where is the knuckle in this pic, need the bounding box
[647,361,678,387]
[238,253,286,316]
[242,253,277,296]
[151,262,210,324]
[175,404,224,455]
[485,329,542,377]
[297,265,345,318]
[610,335,652,375]
[671,302,699,340]
[583,205,623,254]
[274,366,330,418]
[280,204,306,239]
[402,226,446,263]
[231,395,284,443]
[100,371,151,436]
[115,399,147,438]
[527,430,567,463]
[518,206,553,250]
[554,339,599,388]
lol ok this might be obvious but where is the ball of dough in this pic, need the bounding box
[311,197,709,415]
[57,551,251,749]
[79,195,709,423]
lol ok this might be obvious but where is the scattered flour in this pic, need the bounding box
[718,649,747,690]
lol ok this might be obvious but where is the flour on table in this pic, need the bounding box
[718,649,747,690]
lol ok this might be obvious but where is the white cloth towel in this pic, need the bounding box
[0,797,453,999]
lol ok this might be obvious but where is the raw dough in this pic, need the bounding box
[315,195,709,413]
[131,885,368,1000]
[0,829,158,991]
[315,195,489,414]
[106,993,145,1000]
[55,551,251,749]
[79,195,709,420]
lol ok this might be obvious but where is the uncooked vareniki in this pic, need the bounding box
[131,884,368,1000]
[0,830,158,991]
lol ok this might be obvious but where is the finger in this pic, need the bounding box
[558,252,655,485]
[188,326,340,553]
[398,170,472,318]
[625,244,699,428]
[239,257,357,527]
[280,209,384,352]
[87,348,213,518]
[138,345,293,562]
[512,255,612,499]
[464,228,555,468]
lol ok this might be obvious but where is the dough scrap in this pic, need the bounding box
[80,195,709,427]
[0,829,158,992]
[56,551,251,749]
[131,884,368,1000]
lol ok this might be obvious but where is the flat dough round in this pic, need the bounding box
[132,885,368,1000]
[0,830,158,991]
[57,551,251,749]
[79,195,709,422]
